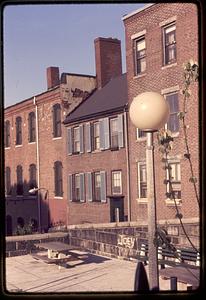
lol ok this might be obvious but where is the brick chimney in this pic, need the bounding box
[94,37,122,89]
[46,66,60,89]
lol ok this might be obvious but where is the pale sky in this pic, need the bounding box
[3,3,145,107]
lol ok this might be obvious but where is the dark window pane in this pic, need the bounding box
[53,104,61,137]
[16,117,22,145]
[54,161,63,197]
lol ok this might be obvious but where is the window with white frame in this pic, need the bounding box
[163,23,176,65]
[112,171,122,195]
[93,122,100,150]
[110,118,119,148]
[166,161,181,200]
[94,172,101,201]
[134,37,146,75]
[165,92,179,133]
[73,127,80,153]
[74,174,80,201]
[137,162,147,199]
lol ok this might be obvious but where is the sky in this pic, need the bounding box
[3,3,145,107]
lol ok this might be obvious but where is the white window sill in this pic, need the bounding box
[136,137,147,142]
[161,62,177,70]
[165,198,182,206]
[5,147,11,150]
[52,137,62,140]
[28,142,36,145]
[137,198,148,204]
[54,196,63,199]
[15,145,22,148]
[92,149,101,154]
[16,195,24,198]
[133,73,146,79]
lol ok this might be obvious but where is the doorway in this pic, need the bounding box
[110,196,124,222]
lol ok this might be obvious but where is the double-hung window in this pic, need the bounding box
[74,174,80,201]
[29,164,37,190]
[134,37,146,75]
[165,92,179,133]
[5,167,11,196]
[136,129,146,140]
[16,165,23,195]
[28,112,36,143]
[5,120,10,148]
[93,122,100,151]
[110,118,119,149]
[16,116,22,145]
[137,162,147,199]
[54,161,63,197]
[163,23,176,65]
[94,172,101,201]
[166,161,181,200]
[53,103,61,138]
[73,127,80,153]
[112,171,122,195]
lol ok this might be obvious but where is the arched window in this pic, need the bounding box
[29,164,37,189]
[16,165,23,195]
[54,161,63,197]
[4,120,10,147]
[52,103,61,137]
[28,112,36,142]
[6,215,13,236]
[16,116,22,145]
[5,166,11,195]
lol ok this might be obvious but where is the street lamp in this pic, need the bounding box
[29,187,49,233]
[129,92,169,290]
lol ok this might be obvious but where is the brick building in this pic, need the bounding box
[4,66,96,234]
[4,3,199,234]
[122,3,199,223]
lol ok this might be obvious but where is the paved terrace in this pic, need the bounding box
[5,251,191,294]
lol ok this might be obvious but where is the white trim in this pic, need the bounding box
[54,196,63,200]
[52,137,62,140]
[112,170,122,195]
[161,62,177,70]
[5,147,11,150]
[15,145,22,148]
[122,3,155,21]
[165,198,182,206]
[161,85,179,95]
[133,73,146,80]
[28,142,36,145]
[137,161,147,200]
[131,29,146,40]
[137,198,148,204]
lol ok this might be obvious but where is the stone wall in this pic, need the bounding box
[6,220,199,259]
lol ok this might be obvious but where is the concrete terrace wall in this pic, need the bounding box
[6,220,199,258]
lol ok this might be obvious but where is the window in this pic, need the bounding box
[165,93,179,133]
[53,103,61,137]
[137,162,147,199]
[112,171,122,195]
[136,128,146,140]
[5,167,11,196]
[110,118,118,148]
[16,165,23,195]
[16,116,22,145]
[74,174,80,201]
[166,161,181,200]
[134,37,146,75]
[94,172,101,201]
[28,112,36,142]
[29,164,37,190]
[163,23,176,65]
[54,161,63,197]
[73,127,80,153]
[4,120,10,147]
[93,122,100,150]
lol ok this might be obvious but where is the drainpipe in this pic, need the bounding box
[124,108,131,222]
[33,96,41,231]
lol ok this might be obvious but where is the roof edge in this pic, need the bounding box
[122,3,155,21]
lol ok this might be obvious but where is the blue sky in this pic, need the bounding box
[3,3,145,107]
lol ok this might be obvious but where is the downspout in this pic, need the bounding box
[124,108,131,222]
[33,96,41,231]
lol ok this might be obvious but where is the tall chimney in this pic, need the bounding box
[46,66,60,89]
[94,37,122,89]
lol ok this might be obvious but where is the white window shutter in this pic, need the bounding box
[68,175,73,202]
[68,128,73,155]
[79,125,84,153]
[86,172,93,202]
[99,119,105,150]
[118,114,124,148]
[79,173,85,202]
[104,118,110,149]
[100,171,107,203]
[86,123,91,152]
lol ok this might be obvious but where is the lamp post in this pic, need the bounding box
[129,92,169,290]
[29,187,49,233]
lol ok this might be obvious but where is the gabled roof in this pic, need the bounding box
[63,73,128,124]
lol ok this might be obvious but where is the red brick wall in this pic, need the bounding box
[123,3,199,222]
[94,37,122,88]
